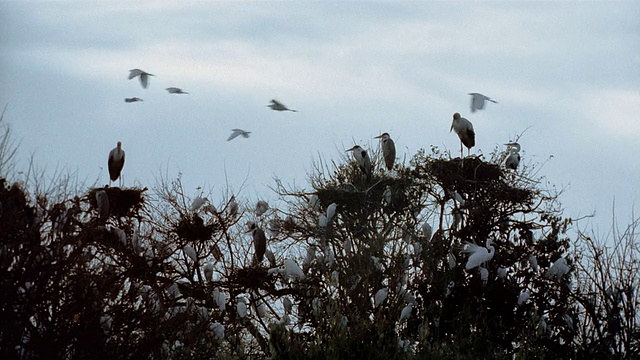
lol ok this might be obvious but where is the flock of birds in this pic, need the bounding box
[107,70,520,188]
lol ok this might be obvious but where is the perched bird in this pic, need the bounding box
[128,69,154,88]
[399,303,413,322]
[203,263,214,282]
[190,196,209,211]
[246,222,267,265]
[255,200,269,216]
[108,141,125,186]
[124,97,143,103]
[183,245,198,263]
[236,297,248,318]
[227,129,251,141]
[346,145,372,181]
[469,93,498,113]
[546,257,570,279]
[462,239,495,270]
[284,259,305,280]
[479,266,489,284]
[95,190,109,219]
[374,133,396,171]
[210,322,225,340]
[267,99,297,112]
[374,288,388,308]
[450,113,475,157]
[228,195,239,217]
[518,290,530,305]
[166,87,189,94]
[504,142,521,170]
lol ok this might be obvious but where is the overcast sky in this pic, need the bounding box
[1,1,639,234]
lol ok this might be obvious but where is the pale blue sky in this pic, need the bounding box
[1,1,639,233]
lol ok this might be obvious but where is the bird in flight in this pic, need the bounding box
[125,97,143,103]
[468,93,498,113]
[128,69,154,88]
[267,99,297,112]
[227,129,251,141]
[166,87,189,94]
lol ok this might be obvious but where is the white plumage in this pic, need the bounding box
[546,257,570,278]
[346,145,372,181]
[190,196,209,211]
[128,68,153,88]
[450,113,475,157]
[399,303,413,322]
[255,200,269,216]
[469,92,498,113]
[374,288,388,308]
[95,190,109,219]
[462,239,495,270]
[183,245,198,262]
[517,290,530,305]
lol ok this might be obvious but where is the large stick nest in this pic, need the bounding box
[87,186,147,218]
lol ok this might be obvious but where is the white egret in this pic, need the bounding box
[124,97,143,103]
[346,145,372,181]
[246,222,267,265]
[210,322,225,340]
[529,255,539,271]
[546,257,570,278]
[108,141,125,186]
[497,266,508,279]
[95,190,109,219]
[265,249,277,267]
[267,99,297,112]
[308,194,320,211]
[326,203,338,222]
[517,289,530,305]
[236,297,248,318]
[166,87,189,94]
[462,239,495,270]
[479,266,489,284]
[374,288,388,308]
[183,245,198,262]
[253,297,267,318]
[399,303,413,322]
[504,142,521,170]
[468,93,498,113]
[318,213,328,228]
[203,263,214,282]
[343,238,352,255]
[227,129,251,141]
[190,196,209,211]
[255,200,269,216]
[212,287,226,311]
[450,113,475,157]
[128,69,153,88]
[447,252,456,269]
[374,132,396,171]
[284,258,305,280]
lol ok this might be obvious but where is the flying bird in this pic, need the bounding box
[128,69,154,88]
[504,142,521,170]
[469,93,498,113]
[227,129,251,141]
[450,113,475,157]
[346,145,372,182]
[267,99,297,112]
[108,141,125,186]
[374,132,396,171]
[246,222,267,265]
[124,97,143,103]
[462,239,495,270]
[166,87,189,94]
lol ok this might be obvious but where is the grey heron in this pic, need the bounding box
[108,141,125,186]
[450,113,475,157]
[246,222,267,265]
[374,132,396,171]
[227,129,251,141]
[346,145,372,182]
[504,142,521,170]
[128,69,154,88]
[469,93,498,113]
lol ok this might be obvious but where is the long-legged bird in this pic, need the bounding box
[374,132,396,171]
[346,145,372,182]
[108,141,125,187]
[450,113,475,157]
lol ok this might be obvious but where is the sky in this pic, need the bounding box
[1,1,639,236]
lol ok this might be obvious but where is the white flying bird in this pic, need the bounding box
[346,145,372,181]
[166,87,189,94]
[462,239,495,270]
[124,97,143,103]
[227,129,250,141]
[374,132,396,171]
[504,142,521,170]
[469,93,498,113]
[450,113,475,157]
[267,99,297,112]
[128,69,153,88]
[108,141,125,186]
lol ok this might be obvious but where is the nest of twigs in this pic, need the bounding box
[174,215,214,242]
[87,186,147,218]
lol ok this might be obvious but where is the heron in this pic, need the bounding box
[128,69,154,88]
[469,93,498,113]
[517,289,530,305]
[504,142,521,170]
[546,257,570,279]
[108,141,125,186]
[450,113,475,157]
[124,97,143,103]
[462,239,495,270]
[228,195,238,217]
[374,288,388,308]
[95,190,109,219]
[374,132,396,171]
[346,145,372,181]
[284,258,305,280]
[399,303,413,322]
[166,87,189,94]
[190,196,209,211]
[267,99,297,112]
[246,222,267,265]
[227,129,251,141]
[236,297,248,318]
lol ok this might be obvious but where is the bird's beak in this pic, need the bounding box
[450,122,454,133]
[345,146,358,152]
[374,134,383,139]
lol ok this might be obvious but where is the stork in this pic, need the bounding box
[469,93,498,113]
[504,142,521,170]
[346,145,372,182]
[227,129,251,141]
[374,132,396,171]
[166,87,189,94]
[267,99,297,112]
[128,69,154,88]
[450,113,475,157]
[246,222,267,265]
[108,141,125,187]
